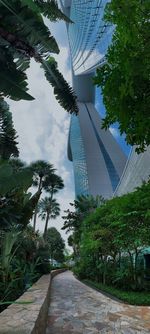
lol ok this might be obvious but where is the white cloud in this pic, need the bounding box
[109,126,120,139]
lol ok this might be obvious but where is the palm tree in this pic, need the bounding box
[74,194,105,216]
[44,173,64,197]
[8,158,26,172]
[30,160,55,192]
[38,197,60,239]
[43,173,64,233]
[29,160,55,231]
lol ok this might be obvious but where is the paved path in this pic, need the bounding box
[46,271,150,334]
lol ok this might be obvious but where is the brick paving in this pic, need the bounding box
[46,271,150,334]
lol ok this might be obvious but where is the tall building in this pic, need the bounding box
[114,146,150,196]
[62,0,127,198]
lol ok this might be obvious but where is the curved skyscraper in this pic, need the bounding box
[62,0,127,198]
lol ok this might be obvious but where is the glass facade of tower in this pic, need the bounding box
[63,0,127,198]
[68,0,113,75]
[85,104,120,192]
[69,114,89,196]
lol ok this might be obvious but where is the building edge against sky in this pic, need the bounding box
[62,0,150,198]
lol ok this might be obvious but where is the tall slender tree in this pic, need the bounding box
[38,197,60,239]
[29,160,55,231]
[43,173,64,233]
[46,227,65,263]
[0,98,19,159]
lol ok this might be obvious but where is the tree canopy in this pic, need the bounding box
[0,99,19,159]
[93,0,150,152]
[64,182,150,290]
[46,227,65,263]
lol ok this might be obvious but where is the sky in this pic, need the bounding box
[8,17,130,248]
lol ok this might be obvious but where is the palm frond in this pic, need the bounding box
[1,230,19,270]
[0,0,59,55]
[21,189,42,227]
[0,45,34,101]
[34,0,72,23]
[41,58,78,114]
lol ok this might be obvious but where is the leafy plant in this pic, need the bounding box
[0,0,78,114]
[93,0,149,152]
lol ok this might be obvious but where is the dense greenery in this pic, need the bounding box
[0,157,64,311]
[63,184,150,300]
[0,99,19,159]
[62,195,105,256]
[46,227,65,263]
[0,227,47,312]
[94,0,150,152]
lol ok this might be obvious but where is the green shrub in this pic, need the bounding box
[83,280,150,306]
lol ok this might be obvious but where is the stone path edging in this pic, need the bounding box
[0,269,66,334]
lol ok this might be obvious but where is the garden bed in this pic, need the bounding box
[83,279,150,306]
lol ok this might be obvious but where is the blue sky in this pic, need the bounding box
[9,18,130,246]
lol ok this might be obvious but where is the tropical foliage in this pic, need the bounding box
[46,227,65,263]
[63,183,150,293]
[62,195,105,256]
[93,0,149,152]
[0,0,78,114]
[0,0,68,313]
[0,157,64,311]
[0,99,19,159]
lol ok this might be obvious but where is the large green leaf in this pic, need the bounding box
[34,0,72,23]
[0,71,34,101]
[0,162,33,195]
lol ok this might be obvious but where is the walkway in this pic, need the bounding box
[46,271,150,334]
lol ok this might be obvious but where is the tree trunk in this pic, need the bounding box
[43,212,50,239]
[33,208,38,232]
[33,177,42,231]
[134,249,141,289]
[43,189,54,239]
[128,250,135,286]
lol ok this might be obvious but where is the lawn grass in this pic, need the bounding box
[83,279,150,306]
